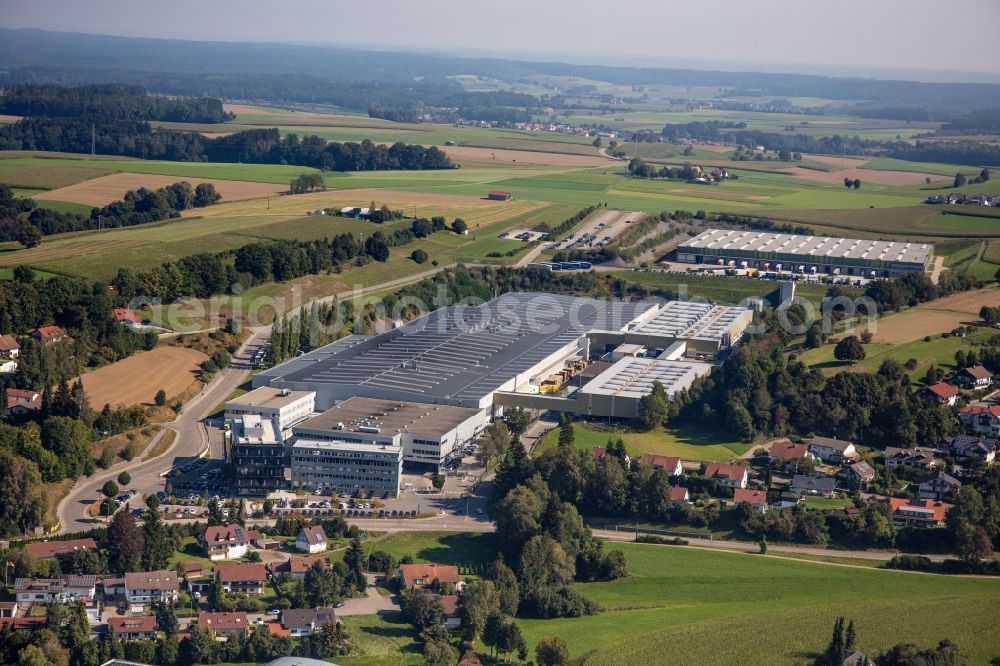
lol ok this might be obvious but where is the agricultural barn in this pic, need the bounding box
[487,190,512,201]
[676,229,932,278]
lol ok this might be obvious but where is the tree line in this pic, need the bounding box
[0,119,455,171]
[0,83,232,123]
[0,182,221,245]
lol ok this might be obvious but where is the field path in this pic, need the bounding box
[929,255,945,284]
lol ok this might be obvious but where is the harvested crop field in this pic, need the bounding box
[79,346,207,408]
[668,188,769,201]
[295,187,508,207]
[871,287,1000,344]
[0,165,117,190]
[223,103,272,115]
[782,166,946,186]
[34,172,285,207]
[801,153,869,168]
[0,115,21,124]
[440,145,612,166]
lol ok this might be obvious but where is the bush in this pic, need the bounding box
[102,480,119,498]
[411,249,428,264]
[121,443,136,461]
[99,447,116,469]
[529,585,602,618]
[154,389,167,406]
[635,534,688,546]
[118,471,131,486]
[886,554,932,571]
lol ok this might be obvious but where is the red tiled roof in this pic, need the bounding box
[733,488,767,505]
[889,497,950,522]
[0,334,19,351]
[669,486,689,502]
[927,382,959,399]
[34,325,64,339]
[458,650,483,666]
[440,594,461,617]
[113,308,142,324]
[960,404,1000,418]
[768,440,809,461]
[202,524,256,548]
[268,623,290,637]
[109,616,156,634]
[215,563,268,583]
[274,556,331,575]
[704,463,747,483]
[640,454,681,472]
[25,538,97,560]
[0,617,47,631]
[399,564,460,589]
[963,365,993,380]
[199,611,248,632]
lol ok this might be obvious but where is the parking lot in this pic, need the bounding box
[500,229,549,243]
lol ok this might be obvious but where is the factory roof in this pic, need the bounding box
[295,397,481,438]
[580,356,712,399]
[226,386,314,410]
[257,293,655,406]
[680,228,931,265]
[291,438,402,456]
[632,301,751,343]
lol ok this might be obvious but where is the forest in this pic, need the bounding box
[0,83,232,123]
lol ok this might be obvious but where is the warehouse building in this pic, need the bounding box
[676,229,932,277]
[253,293,656,410]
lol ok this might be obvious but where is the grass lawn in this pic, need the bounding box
[517,541,1000,666]
[802,495,855,510]
[331,531,498,574]
[534,423,749,463]
[336,612,424,666]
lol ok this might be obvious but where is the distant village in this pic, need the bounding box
[925,192,1000,207]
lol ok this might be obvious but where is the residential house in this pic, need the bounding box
[198,611,249,640]
[959,404,1000,436]
[108,616,157,641]
[924,382,959,407]
[732,488,767,514]
[296,525,328,554]
[102,577,126,601]
[269,556,331,580]
[669,486,690,505]
[32,325,68,345]
[883,446,942,471]
[0,617,47,632]
[773,491,804,509]
[440,595,462,629]
[959,365,993,390]
[889,498,950,528]
[6,388,42,416]
[124,570,179,607]
[215,564,269,596]
[808,436,858,463]
[919,471,962,501]
[24,538,97,561]
[398,564,462,591]
[0,601,18,618]
[0,334,19,373]
[767,440,814,466]
[948,434,997,464]
[280,608,338,638]
[112,308,142,328]
[14,575,96,606]
[199,524,259,561]
[639,454,683,476]
[842,652,877,666]
[839,461,876,490]
[592,447,630,467]
[790,474,836,498]
[703,463,748,489]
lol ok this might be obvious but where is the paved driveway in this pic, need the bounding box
[336,573,399,616]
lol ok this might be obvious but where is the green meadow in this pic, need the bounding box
[533,423,749,463]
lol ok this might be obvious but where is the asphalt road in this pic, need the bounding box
[56,332,267,534]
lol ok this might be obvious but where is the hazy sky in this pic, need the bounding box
[4,0,1000,79]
